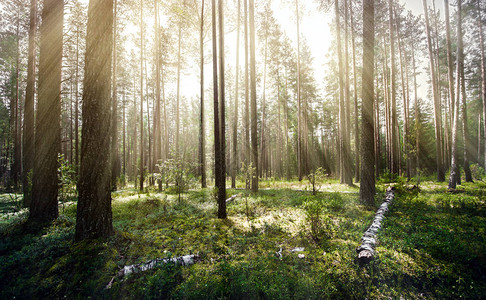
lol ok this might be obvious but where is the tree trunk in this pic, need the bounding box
[350,1,359,183]
[295,0,302,181]
[477,0,486,170]
[360,0,375,205]
[335,0,352,185]
[30,0,63,223]
[449,0,463,189]
[76,0,114,240]
[243,0,250,188]
[111,0,119,191]
[217,0,227,218]
[154,0,162,187]
[423,0,445,182]
[460,50,472,182]
[139,0,144,191]
[249,0,258,192]
[23,0,37,207]
[445,0,455,171]
[388,0,399,176]
[200,0,206,188]
[176,13,182,158]
[232,0,240,189]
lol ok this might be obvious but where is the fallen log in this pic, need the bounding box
[106,254,199,289]
[356,187,395,264]
[226,194,238,203]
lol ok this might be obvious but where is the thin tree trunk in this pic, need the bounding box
[232,0,240,189]
[389,0,399,176]
[139,0,144,191]
[244,0,250,187]
[176,13,182,158]
[217,0,226,217]
[295,0,302,181]
[212,0,220,191]
[111,0,119,190]
[249,0,258,192]
[154,0,162,187]
[200,0,206,188]
[350,1,359,182]
[477,0,486,170]
[460,50,472,182]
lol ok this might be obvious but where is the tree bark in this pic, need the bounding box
[477,0,486,170]
[75,0,114,240]
[200,0,206,188]
[217,0,227,218]
[30,0,63,223]
[360,0,375,205]
[232,0,240,189]
[139,0,144,191]
[249,0,258,192]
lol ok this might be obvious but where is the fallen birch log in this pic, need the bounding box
[106,254,199,289]
[226,194,238,203]
[356,187,395,264]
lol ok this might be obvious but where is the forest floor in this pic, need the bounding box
[0,178,485,298]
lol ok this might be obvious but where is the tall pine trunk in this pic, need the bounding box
[477,0,486,170]
[232,0,240,189]
[200,0,206,188]
[76,0,114,240]
[30,0,63,223]
[249,0,258,192]
[360,0,375,205]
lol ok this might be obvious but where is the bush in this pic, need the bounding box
[302,197,335,242]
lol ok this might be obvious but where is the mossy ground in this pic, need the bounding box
[0,179,485,298]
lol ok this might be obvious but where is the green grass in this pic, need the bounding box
[0,179,485,298]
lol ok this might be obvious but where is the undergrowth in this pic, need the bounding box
[0,179,484,298]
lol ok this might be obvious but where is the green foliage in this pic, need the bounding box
[302,196,335,242]
[306,167,326,195]
[0,179,485,298]
[58,154,77,203]
[470,163,485,181]
[155,158,197,202]
[239,162,256,190]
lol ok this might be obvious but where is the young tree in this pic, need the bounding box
[75,0,114,240]
[360,0,375,205]
[29,0,63,223]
